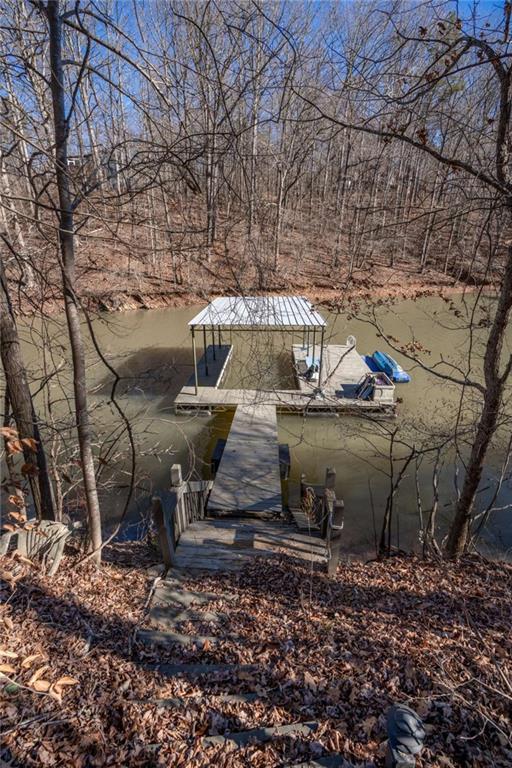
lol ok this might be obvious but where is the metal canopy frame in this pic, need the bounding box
[189,296,327,395]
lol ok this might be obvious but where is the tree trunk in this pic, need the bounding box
[0,258,55,520]
[46,0,102,561]
[274,164,284,270]
[446,242,512,557]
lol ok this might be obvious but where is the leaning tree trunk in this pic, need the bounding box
[46,0,102,561]
[446,242,512,557]
[0,257,55,520]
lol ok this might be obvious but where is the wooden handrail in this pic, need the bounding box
[152,463,212,567]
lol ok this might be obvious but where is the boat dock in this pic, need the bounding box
[175,342,395,414]
[174,295,395,415]
[159,296,397,567]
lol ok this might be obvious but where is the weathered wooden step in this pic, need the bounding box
[288,757,351,768]
[202,720,318,747]
[153,585,235,608]
[147,662,258,678]
[149,606,227,628]
[136,629,216,648]
[167,558,246,573]
[151,691,262,708]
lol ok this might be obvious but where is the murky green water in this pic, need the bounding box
[11,295,512,558]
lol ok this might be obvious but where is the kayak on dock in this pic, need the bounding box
[362,351,411,383]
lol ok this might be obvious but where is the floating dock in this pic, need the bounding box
[175,343,395,415]
[207,403,282,516]
[177,295,395,415]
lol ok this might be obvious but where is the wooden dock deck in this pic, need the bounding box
[175,343,395,415]
[172,517,326,571]
[293,343,373,398]
[207,403,282,516]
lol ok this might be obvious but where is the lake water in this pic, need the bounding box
[13,295,512,559]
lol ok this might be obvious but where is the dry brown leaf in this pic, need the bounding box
[0,663,16,675]
[21,437,38,451]
[14,554,35,567]
[0,426,18,439]
[21,653,43,669]
[0,649,18,659]
[28,665,49,685]
[54,676,79,688]
[48,684,62,702]
[32,679,51,692]
[361,715,377,737]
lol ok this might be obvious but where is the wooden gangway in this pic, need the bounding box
[207,403,282,516]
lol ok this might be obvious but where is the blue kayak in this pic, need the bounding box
[370,350,411,383]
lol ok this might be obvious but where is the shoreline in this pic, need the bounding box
[16,266,485,318]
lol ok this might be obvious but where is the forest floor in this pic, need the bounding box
[89,265,479,314]
[21,259,481,317]
[1,544,511,767]
[13,200,491,317]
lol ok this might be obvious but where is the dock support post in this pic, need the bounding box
[327,499,344,577]
[203,326,209,376]
[171,463,183,487]
[318,326,325,390]
[312,327,316,364]
[322,467,336,537]
[211,325,216,360]
[191,328,199,395]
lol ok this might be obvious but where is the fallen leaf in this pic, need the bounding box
[0,650,18,659]
[28,665,49,685]
[361,715,377,737]
[32,679,51,692]
[0,663,16,675]
[54,676,79,688]
[21,653,43,669]
[48,684,62,702]
[21,438,38,451]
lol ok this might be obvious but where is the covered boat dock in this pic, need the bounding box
[176,295,395,414]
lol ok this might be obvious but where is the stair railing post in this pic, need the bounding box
[152,495,176,569]
[170,463,187,536]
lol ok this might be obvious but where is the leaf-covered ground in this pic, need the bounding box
[1,544,510,767]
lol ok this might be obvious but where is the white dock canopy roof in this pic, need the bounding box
[189,296,326,330]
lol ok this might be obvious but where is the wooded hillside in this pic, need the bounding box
[1,1,509,312]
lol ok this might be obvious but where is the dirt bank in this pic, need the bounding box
[21,263,483,317]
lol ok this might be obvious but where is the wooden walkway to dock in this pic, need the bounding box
[207,403,282,516]
[171,517,326,572]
